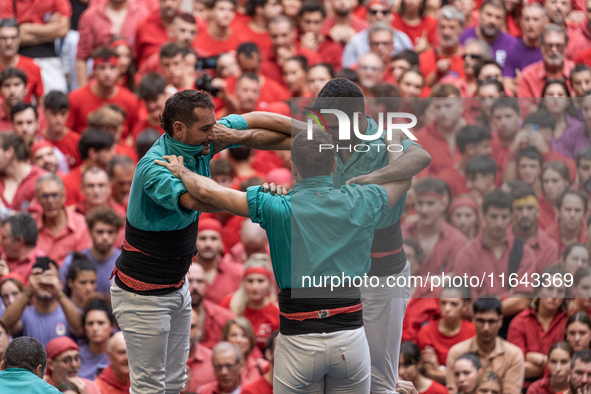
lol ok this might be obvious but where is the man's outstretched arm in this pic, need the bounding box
[157,155,250,217]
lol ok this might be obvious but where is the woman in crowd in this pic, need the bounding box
[110,38,136,92]
[221,317,269,385]
[399,69,426,115]
[219,254,279,351]
[453,352,483,394]
[306,63,334,98]
[392,0,438,51]
[565,311,591,352]
[0,274,26,322]
[539,80,587,159]
[448,196,479,240]
[78,297,115,380]
[282,56,310,98]
[475,79,505,127]
[561,243,590,277]
[64,254,98,310]
[538,162,571,230]
[419,286,475,384]
[508,266,569,380]
[474,371,503,394]
[398,341,448,394]
[526,342,573,394]
[571,267,591,315]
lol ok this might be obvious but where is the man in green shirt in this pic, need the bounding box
[155,128,416,392]
[110,89,300,394]
[0,336,61,394]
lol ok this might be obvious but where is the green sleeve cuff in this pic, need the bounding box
[402,139,422,152]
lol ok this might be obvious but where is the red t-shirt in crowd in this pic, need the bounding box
[66,83,139,137]
[252,151,283,175]
[115,142,139,163]
[391,14,438,47]
[413,121,464,176]
[0,165,44,211]
[134,10,170,68]
[235,20,273,55]
[417,319,476,365]
[186,345,216,392]
[421,380,449,394]
[61,166,84,206]
[131,118,165,142]
[5,247,46,285]
[537,193,556,231]
[224,74,290,107]
[260,45,322,85]
[203,258,243,304]
[0,56,43,103]
[403,220,468,276]
[201,299,236,349]
[0,0,72,25]
[42,129,81,170]
[419,49,465,81]
[437,166,470,198]
[241,375,273,394]
[194,28,242,57]
[402,297,440,343]
[507,308,568,356]
[508,227,559,272]
[544,221,587,254]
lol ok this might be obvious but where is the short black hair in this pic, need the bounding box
[3,336,47,374]
[473,297,503,315]
[292,129,335,178]
[313,78,365,119]
[400,341,421,366]
[465,155,497,178]
[454,352,482,370]
[236,42,260,58]
[229,146,251,161]
[91,46,118,61]
[44,90,69,111]
[474,59,502,81]
[491,97,519,116]
[78,129,115,161]
[576,146,591,168]
[0,18,19,31]
[82,297,116,329]
[309,63,335,79]
[391,49,420,67]
[482,189,513,215]
[138,73,167,102]
[415,177,448,197]
[508,180,536,201]
[286,55,308,71]
[570,64,591,85]
[0,133,28,161]
[523,110,555,131]
[335,68,360,85]
[1,212,38,246]
[64,252,96,297]
[136,129,161,159]
[107,155,134,178]
[159,42,184,60]
[265,330,279,354]
[572,349,591,369]
[246,0,270,16]
[10,102,37,121]
[159,90,215,137]
[0,67,27,86]
[456,125,491,154]
[480,0,506,14]
[298,0,326,18]
[237,72,259,86]
[516,146,543,167]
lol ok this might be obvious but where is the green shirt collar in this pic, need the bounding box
[293,175,334,192]
[163,133,205,157]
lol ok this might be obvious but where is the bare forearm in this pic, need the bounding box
[0,293,28,331]
[366,147,431,184]
[424,366,447,384]
[239,128,292,150]
[59,294,84,336]
[76,60,88,87]
[20,19,70,44]
[502,297,529,316]
[242,112,306,135]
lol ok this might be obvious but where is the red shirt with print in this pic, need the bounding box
[417,319,476,365]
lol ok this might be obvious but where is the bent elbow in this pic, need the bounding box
[420,150,432,169]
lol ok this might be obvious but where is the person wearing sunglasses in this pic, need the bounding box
[462,39,491,96]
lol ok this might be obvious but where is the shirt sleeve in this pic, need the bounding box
[506,314,527,355]
[212,114,249,153]
[361,184,389,221]
[402,138,422,151]
[55,0,73,17]
[246,186,271,229]
[141,161,191,215]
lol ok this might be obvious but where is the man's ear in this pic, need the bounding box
[331,157,337,173]
[88,147,97,162]
[172,121,185,140]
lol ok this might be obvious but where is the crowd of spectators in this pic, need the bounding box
[0,0,591,392]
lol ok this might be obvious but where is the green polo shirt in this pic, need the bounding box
[247,176,389,290]
[126,114,246,231]
[332,115,421,229]
[0,368,61,394]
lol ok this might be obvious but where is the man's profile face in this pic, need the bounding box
[0,77,26,107]
[483,206,512,239]
[0,223,19,259]
[32,146,58,173]
[578,158,591,188]
[12,108,38,146]
[0,27,20,58]
[177,107,217,155]
[572,71,591,98]
[473,310,502,343]
[111,164,134,205]
[571,359,591,394]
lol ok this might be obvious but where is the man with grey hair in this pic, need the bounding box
[544,0,588,60]
[503,3,545,82]
[357,52,384,95]
[198,342,244,394]
[517,24,575,98]
[420,5,465,87]
[368,22,395,66]
[0,337,61,393]
[95,332,130,393]
[460,0,518,68]
[342,0,412,68]
[31,172,91,264]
